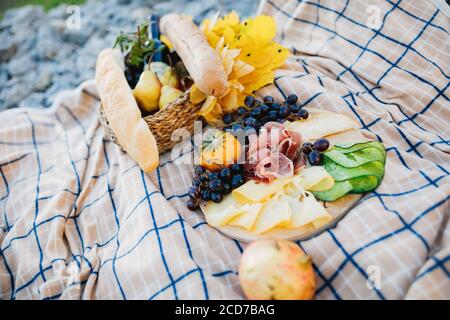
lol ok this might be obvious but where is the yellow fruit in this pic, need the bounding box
[149,62,180,89]
[159,85,183,109]
[200,129,241,171]
[239,239,316,300]
[132,70,161,113]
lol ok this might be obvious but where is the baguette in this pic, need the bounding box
[95,48,159,172]
[160,13,228,97]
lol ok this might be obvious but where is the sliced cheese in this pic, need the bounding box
[232,177,291,204]
[296,166,335,192]
[288,192,331,228]
[252,192,292,234]
[228,203,263,230]
[203,195,245,227]
[285,111,358,141]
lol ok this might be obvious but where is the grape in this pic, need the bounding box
[271,103,280,111]
[286,94,298,104]
[301,142,314,155]
[209,179,223,192]
[278,105,289,118]
[222,114,233,124]
[264,96,275,105]
[231,164,242,174]
[237,107,247,116]
[314,138,330,152]
[297,109,309,119]
[268,110,278,120]
[250,108,262,118]
[219,167,232,181]
[210,192,223,203]
[245,117,257,127]
[188,186,199,199]
[244,95,256,108]
[308,151,322,166]
[208,172,219,180]
[200,190,211,201]
[289,103,301,113]
[200,172,209,182]
[231,174,245,188]
[260,104,270,114]
[223,182,232,194]
[231,123,243,132]
[187,198,199,210]
[244,126,256,135]
[192,177,201,187]
[194,165,205,176]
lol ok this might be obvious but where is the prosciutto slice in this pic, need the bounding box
[245,122,304,183]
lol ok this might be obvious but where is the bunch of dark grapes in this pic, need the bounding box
[187,164,245,210]
[300,138,330,166]
[222,94,309,135]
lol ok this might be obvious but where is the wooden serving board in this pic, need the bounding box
[200,128,372,243]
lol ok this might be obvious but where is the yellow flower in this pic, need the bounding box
[197,12,290,123]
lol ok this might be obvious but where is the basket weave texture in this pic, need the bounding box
[99,89,202,154]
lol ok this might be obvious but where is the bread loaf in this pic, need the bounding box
[160,14,228,97]
[95,48,159,172]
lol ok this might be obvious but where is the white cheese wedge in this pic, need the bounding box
[252,192,292,234]
[285,112,358,141]
[287,192,331,228]
[228,203,263,230]
[232,177,291,204]
[203,195,246,227]
[296,166,335,192]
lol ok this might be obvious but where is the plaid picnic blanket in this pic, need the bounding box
[0,0,449,300]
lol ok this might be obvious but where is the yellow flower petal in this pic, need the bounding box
[190,84,207,104]
[241,15,276,46]
[198,95,217,116]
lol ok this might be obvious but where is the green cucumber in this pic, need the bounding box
[323,159,385,182]
[334,141,386,158]
[349,175,380,193]
[323,147,385,168]
[312,180,353,202]
[313,175,380,202]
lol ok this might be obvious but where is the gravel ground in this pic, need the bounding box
[0,0,259,110]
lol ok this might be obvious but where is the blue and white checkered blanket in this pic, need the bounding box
[0,0,449,299]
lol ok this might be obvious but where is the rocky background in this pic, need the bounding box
[0,0,259,110]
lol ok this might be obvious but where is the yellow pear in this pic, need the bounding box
[160,67,180,89]
[159,85,183,109]
[132,70,161,113]
[149,62,180,89]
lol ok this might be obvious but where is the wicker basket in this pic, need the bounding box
[99,88,202,154]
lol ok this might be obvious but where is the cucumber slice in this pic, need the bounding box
[312,180,353,202]
[323,147,385,168]
[350,175,379,193]
[323,159,385,182]
[334,141,386,158]
[313,174,380,202]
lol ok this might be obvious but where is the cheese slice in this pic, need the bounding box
[252,192,292,234]
[288,192,331,228]
[285,112,358,141]
[296,166,335,192]
[228,203,263,230]
[203,195,246,227]
[232,177,292,204]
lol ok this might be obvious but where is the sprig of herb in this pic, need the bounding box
[114,22,165,69]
